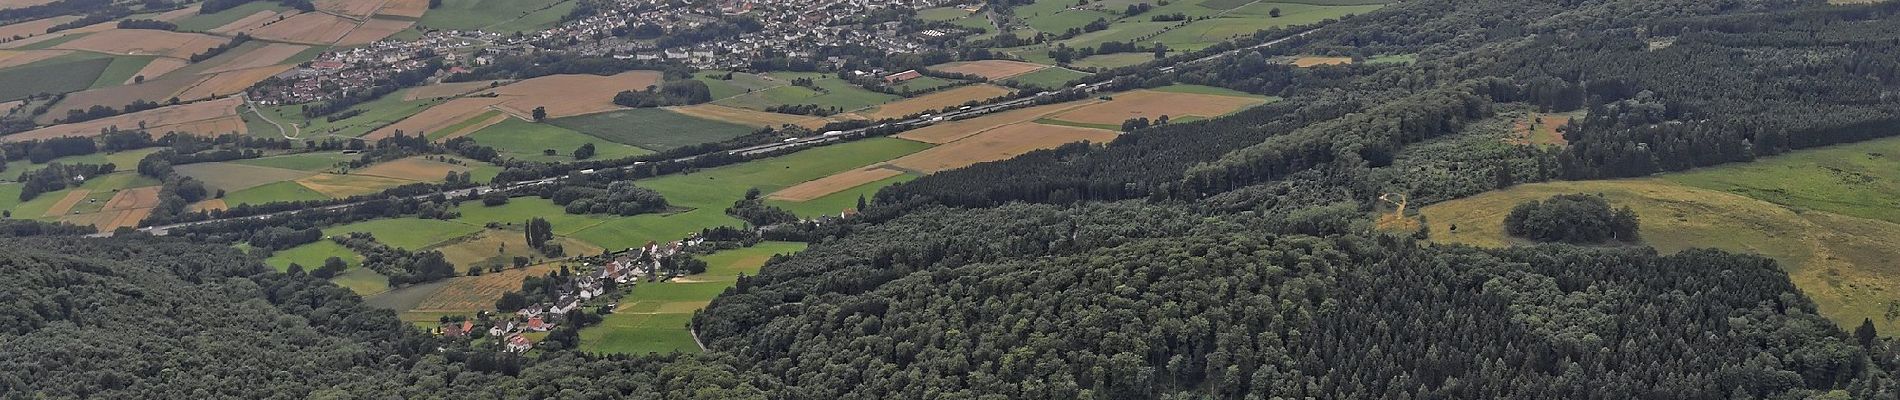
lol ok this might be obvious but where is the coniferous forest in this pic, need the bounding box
[8,0,1900,398]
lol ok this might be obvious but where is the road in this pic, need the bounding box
[99,27,1324,238]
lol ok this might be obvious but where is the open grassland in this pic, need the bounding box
[861,84,1013,120]
[1419,177,1900,337]
[0,16,76,40]
[549,108,755,151]
[890,76,963,93]
[223,180,328,206]
[1006,66,1091,89]
[245,12,358,45]
[174,162,316,192]
[323,218,483,250]
[930,60,1050,80]
[1048,87,1269,125]
[466,117,653,162]
[693,71,782,100]
[0,52,111,102]
[264,240,360,272]
[769,173,917,218]
[918,6,979,21]
[452,197,612,236]
[5,97,247,143]
[0,49,73,69]
[1664,135,1900,225]
[410,262,560,312]
[714,72,899,112]
[0,184,20,213]
[571,138,930,249]
[420,0,573,33]
[580,242,807,354]
[377,0,432,19]
[231,152,356,172]
[262,88,437,138]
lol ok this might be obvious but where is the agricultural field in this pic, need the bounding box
[254,88,438,138]
[0,51,112,102]
[768,172,917,218]
[6,97,248,142]
[263,240,359,272]
[431,229,603,273]
[713,72,900,113]
[895,100,1101,144]
[222,180,328,206]
[1045,86,1270,126]
[693,70,783,100]
[580,241,808,354]
[1665,135,1900,226]
[665,104,816,129]
[0,16,77,41]
[322,218,484,250]
[418,0,574,33]
[1005,66,1091,89]
[1068,52,1155,69]
[890,75,963,93]
[466,117,653,162]
[548,108,755,151]
[1290,56,1353,67]
[171,2,292,31]
[930,59,1051,80]
[477,70,664,119]
[230,152,357,172]
[885,122,1117,172]
[451,197,613,236]
[364,97,504,140]
[405,80,503,101]
[860,84,1013,120]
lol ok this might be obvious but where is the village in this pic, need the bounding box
[435,234,708,352]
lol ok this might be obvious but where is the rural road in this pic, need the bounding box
[94,26,1325,238]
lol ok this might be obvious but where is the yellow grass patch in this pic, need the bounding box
[354,156,474,181]
[247,12,358,45]
[930,60,1050,80]
[52,29,228,59]
[1508,113,1571,147]
[174,64,294,100]
[861,84,1013,120]
[125,58,188,84]
[767,166,904,201]
[886,122,1116,172]
[366,97,505,140]
[1048,90,1265,126]
[895,100,1100,144]
[294,173,419,198]
[665,104,816,128]
[0,49,71,69]
[480,70,665,118]
[404,80,502,101]
[201,43,309,74]
[5,97,245,142]
[1291,56,1353,67]
[337,18,414,46]
[411,263,557,312]
[189,199,228,212]
[42,189,91,217]
[376,0,431,18]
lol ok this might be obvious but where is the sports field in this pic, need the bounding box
[549,108,755,151]
[466,118,653,162]
[580,241,808,354]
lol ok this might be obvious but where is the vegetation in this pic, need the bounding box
[548,108,756,151]
[1503,193,1639,244]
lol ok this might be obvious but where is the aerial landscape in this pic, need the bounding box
[3,0,1900,398]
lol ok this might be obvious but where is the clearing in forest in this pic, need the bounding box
[1509,113,1572,147]
[1290,56,1354,67]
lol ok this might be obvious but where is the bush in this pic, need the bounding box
[1503,194,1639,244]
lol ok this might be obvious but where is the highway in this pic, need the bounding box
[102,27,1323,238]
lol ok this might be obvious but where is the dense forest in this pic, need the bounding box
[9,0,1900,398]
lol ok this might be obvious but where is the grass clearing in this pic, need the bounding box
[264,240,360,272]
[467,117,653,162]
[452,197,612,236]
[223,180,328,206]
[421,0,575,34]
[1664,135,1900,225]
[549,108,755,151]
[322,218,483,250]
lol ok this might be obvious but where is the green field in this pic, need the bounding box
[891,76,962,93]
[1005,66,1091,89]
[695,71,783,100]
[548,109,755,151]
[1665,135,1900,226]
[427,110,502,140]
[0,52,113,102]
[223,181,328,206]
[331,268,392,295]
[90,56,154,89]
[579,241,807,354]
[451,197,612,236]
[173,2,292,31]
[769,173,917,218]
[231,152,356,172]
[1151,83,1278,99]
[253,89,437,138]
[419,0,574,33]
[918,6,977,21]
[0,184,21,215]
[467,117,653,162]
[1069,52,1155,69]
[322,218,483,250]
[1367,53,1418,65]
[570,138,932,249]
[264,240,360,272]
[2,148,160,182]
[713,72,900,113]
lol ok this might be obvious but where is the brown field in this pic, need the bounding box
[63,185,166,231]
[1291,56,1354,67]
[42,189,91,217]
[247,12,357,44]
[376,0,431,18]
[930,60,1050,80]
[481,71,665,118]
[404,80,501,101]
[1048,90,1265,125]
[0,0,57,9]
[0,16,76,40]
[188,199,228,212]
[35,75,201,124]
[768,166,904,201]
[412,263,557,312]
[294,173,420,198]
[102,186,162,211]
[202,43,309,74]
[7,97,245,142]
[125,58,188,84]
[666,104,815,128]
[174,65,294,100]
[315,0,385,18]
[862,84,1013,120]
[895,100,1100,144]
[210,10,286,35]
[0,20,111,50]
[52,29,228,59]
[163,115,248,136]
[365,97,503,140]
[354,156,474,181]
[0,100,20,115]
[1509,113,1571,147]
[887,122,1116,172]
[0,49,71,69]
[336,18,414,46]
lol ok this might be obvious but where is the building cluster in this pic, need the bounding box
[442,236,706,352]
[250,32,495,105]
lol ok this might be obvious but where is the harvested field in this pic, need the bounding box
[0,16,77,41]
[42,189,90,217]
[404,80,501,101]
[35,74,199,124]
[1048,90,1265,125]
[1291,56,1354,67]
[895,100,1100,144]
[209,10,285,35]
[294,173,419,198]
[930,60,1050,80]
[480,70,664,118]
[247,12,357,44]
[862,84,1012,120]
[174,162,317,192]
[124,58,187,84]
[315,0,385,18]
[377,0,432,18]
[767,166,904,201]
[665,104,815,128]
[202,43,308,74]
[174,65,294,100]
[6,97,245,142]
[337,18,414,46]
[101,186,161,211]
[354,156,474,181]
[365,97,503,140]
[411,263,558,312]
[52,29,227,59]
[0,49,71,69]
[887,122,1115,172]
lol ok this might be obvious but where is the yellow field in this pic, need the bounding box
[52,29,228,59]
[337,18,414,46]
[247,12,358,44]
[1048,90,1266,125]
[294,173,421,198]
[315,0,383,17]
[887,122,1116,172]
[376,0,432,18]
[414,263,558,313]
[480,70,665,118]
[895,100,1100,144]
[1291,56,1353,67]
[188,199,228,212]
[861,84,1013,120]
[5,97,245,142]
[209,10,286,35]
[174,65,295,100]
[202,43,310,74]
[767,167,905,201]
[0,16,77,41]
[0,49,70,69]
[125,58,188,84]
[366,97,504,140]
[666,104,817,128]
[1419,178,1900,336]
[929,60,1050,80]
[42,189,90,218]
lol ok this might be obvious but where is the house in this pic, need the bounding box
[525,315,552,332]
[488,321,514,337]
[505,334,534,352]
[884,69,922,84]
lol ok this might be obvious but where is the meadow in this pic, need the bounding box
[548,108,755,151]
[253,88,439,138]
[231,152,357,172]
[451,197,612,236]
[465,118,653,162]
[1006,66,1091,89]
[768,173,917,218]
[1664,135,1900,225]
[263,240,360,272]
[222,180,329,206]
[418,0,573,33]
[89,56,154,89]
[321,218,483,250]
[0,52,112,102]
[693,71,782,100]
[580,241,808,354]
[713,72,899,113]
